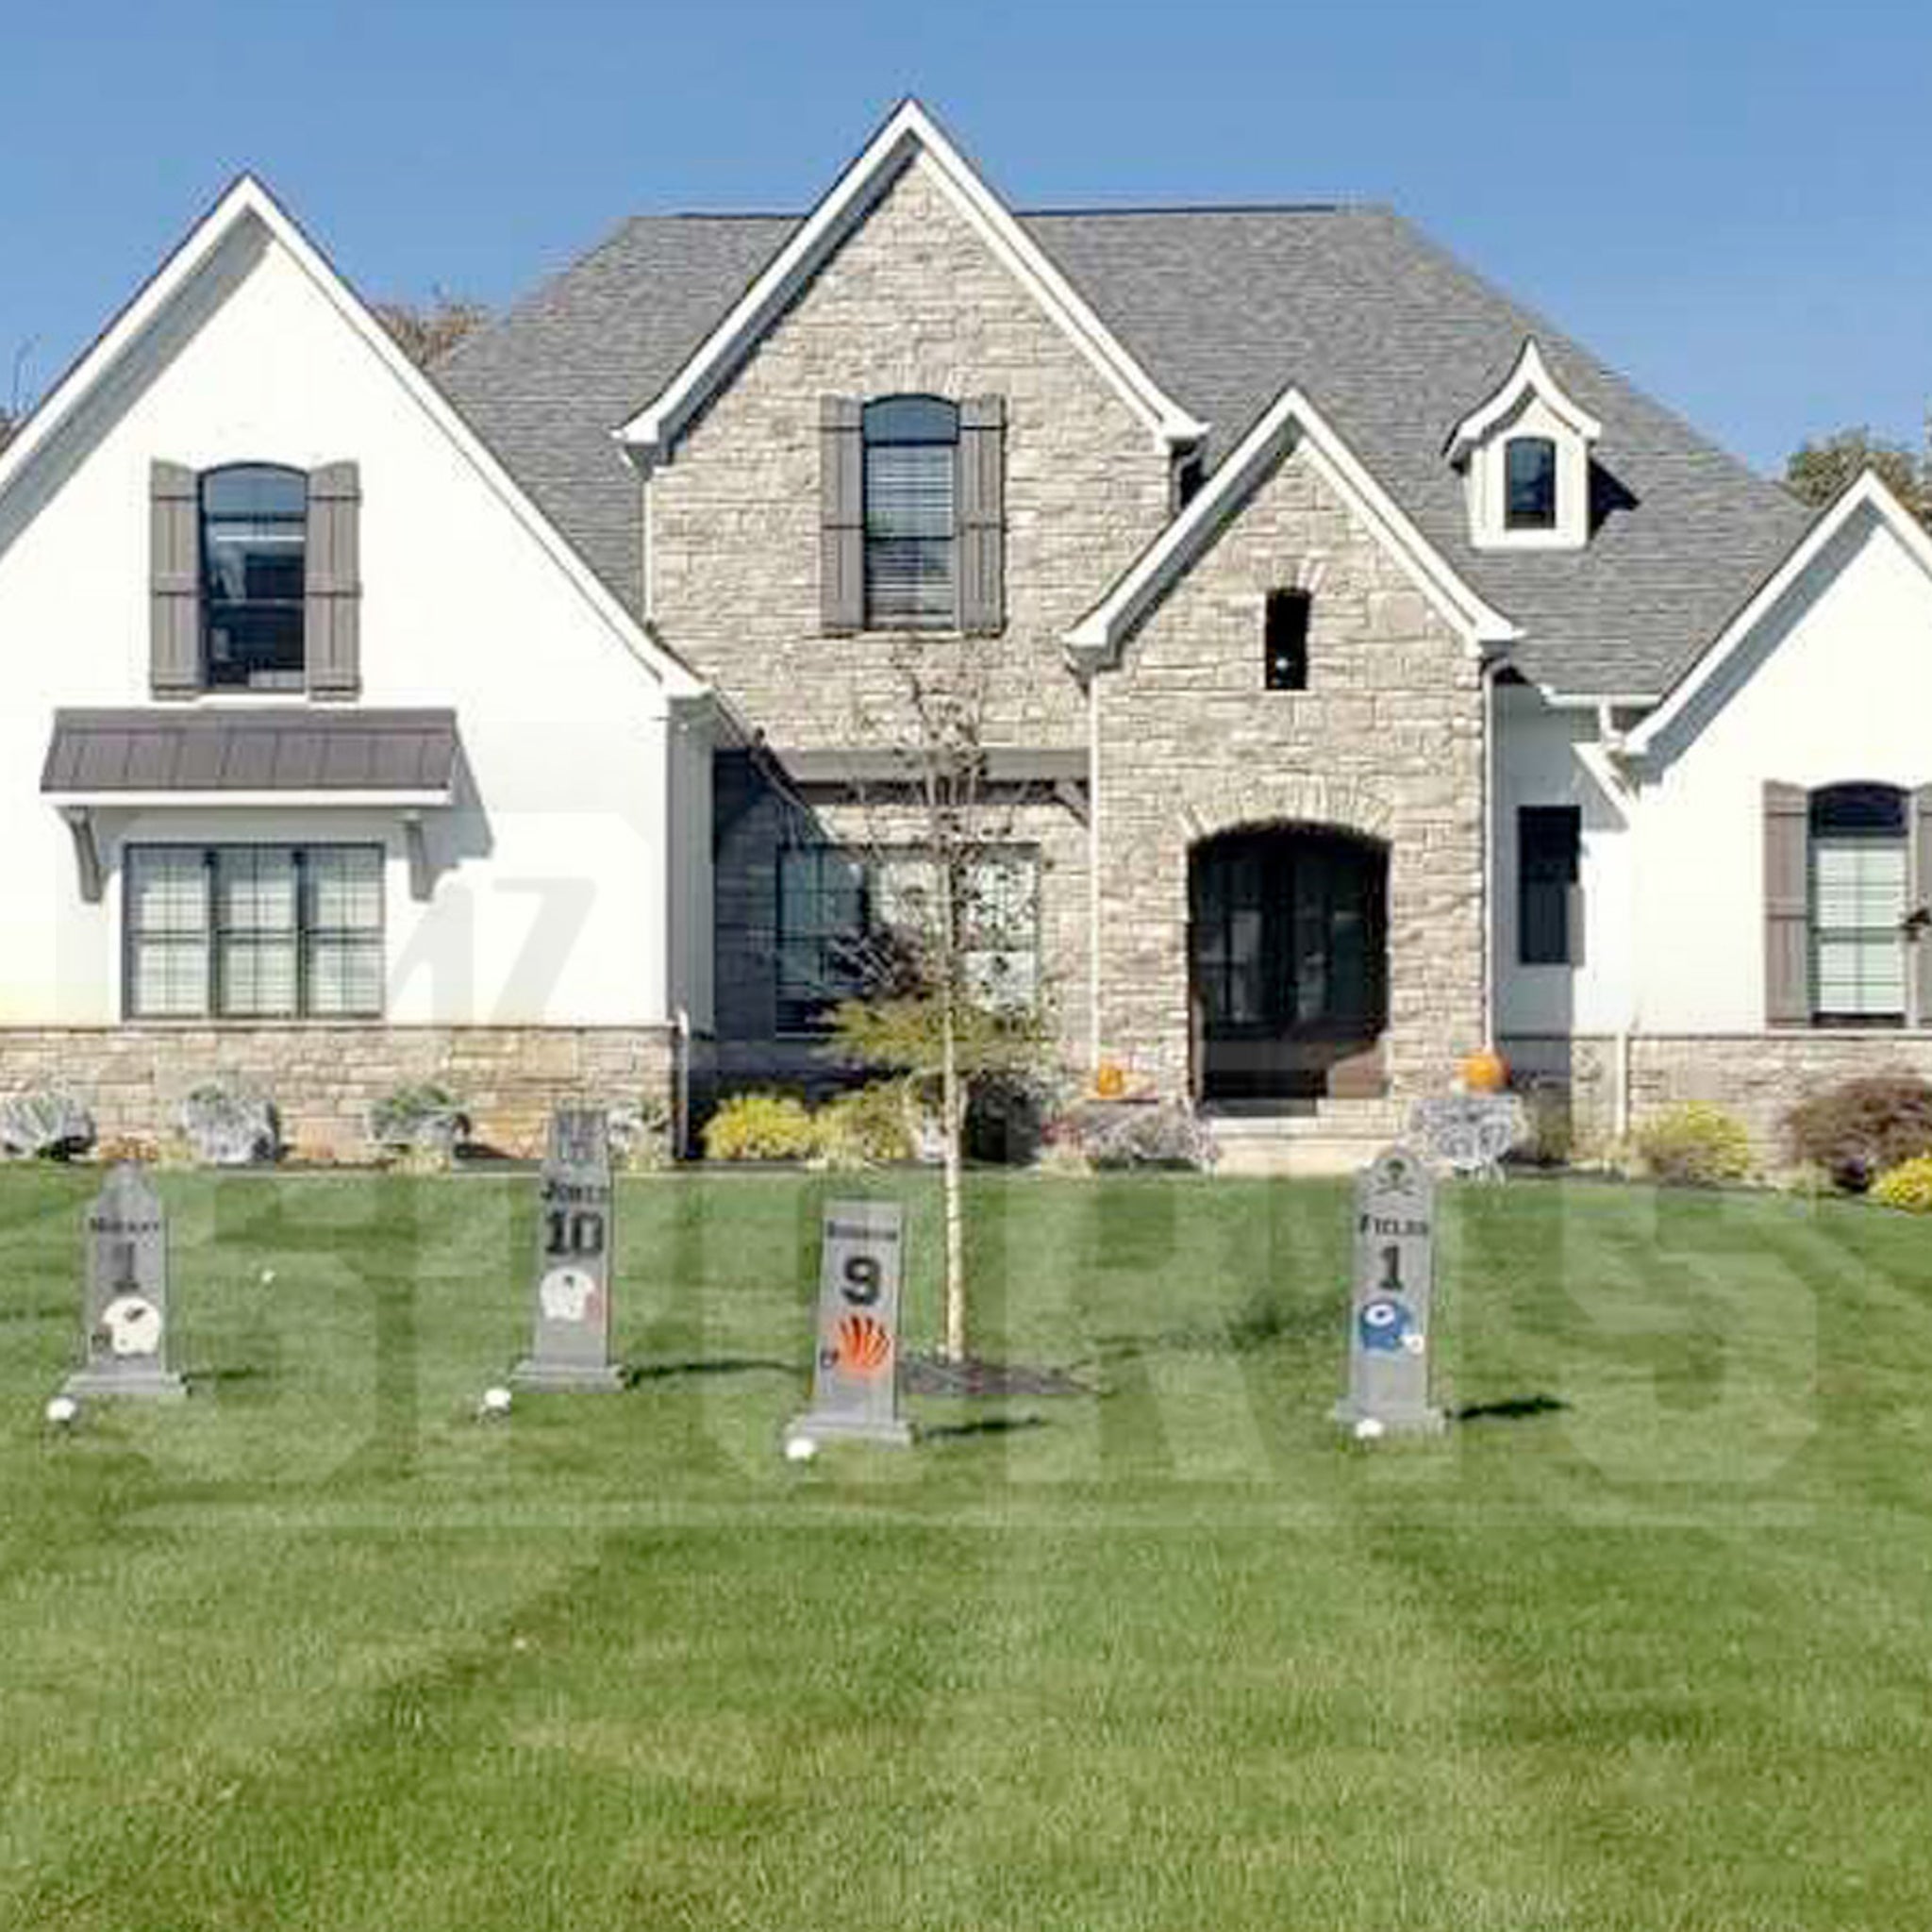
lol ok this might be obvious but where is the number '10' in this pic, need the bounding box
[545,1209,605,1258]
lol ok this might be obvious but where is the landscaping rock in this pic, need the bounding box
[177,1087,279,1166]
[0,1090,95,1160]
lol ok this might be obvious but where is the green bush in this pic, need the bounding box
[1634,1102,1754,1188]
[1872,1155,1932,1213]
[1783,1074,1932,1193]
[814,1081,916,1168]
[701,1091,819,1163]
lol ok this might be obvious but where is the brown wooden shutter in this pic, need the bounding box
[149,461,201,698]
[958,394,1006,637]
[1913,786,1932,1025]
[305,461,361,698]
[820,397,863,635]
[1763,781,1810,1026]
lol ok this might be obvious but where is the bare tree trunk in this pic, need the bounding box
[941,992,967,1362]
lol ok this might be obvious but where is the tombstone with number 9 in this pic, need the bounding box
[785,1198,912,1449]
[1334,1144,1445,1434]
[512,1108,623,1391]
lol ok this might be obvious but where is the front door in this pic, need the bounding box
[1189,827,1389,1103]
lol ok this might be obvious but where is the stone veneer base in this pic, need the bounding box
[0,1025,677,1163]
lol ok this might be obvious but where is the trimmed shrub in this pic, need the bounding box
[701,1091,819,1163]
[1783,1074,1932,1193]
[1634,1102,1753,1188]
[815,1081,916,1170]
[1081,1102,1220,1172]
[0,1090,95,1160]
[1872,1154,1932,1213]
[177,1084,279,1166]
[369,1084,470,1160]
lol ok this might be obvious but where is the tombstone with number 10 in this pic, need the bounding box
[1334,1144,1444,1434]
[785,1198,912,1449]
[512,1109,623,1391]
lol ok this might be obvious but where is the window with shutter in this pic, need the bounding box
[201,465,308,689]
[1809,784,1907,1025]
[862,396,958,630]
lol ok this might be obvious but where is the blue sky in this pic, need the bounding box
[7,0,1925,473]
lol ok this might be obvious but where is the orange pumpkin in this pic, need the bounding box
[1459,1046,1508,1093]
[1093,1060,1128,1101]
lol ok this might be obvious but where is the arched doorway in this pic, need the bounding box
[1188,825,1389,1103]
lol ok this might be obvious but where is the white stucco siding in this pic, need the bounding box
[1493,685,1632,1035]
[0,214,675,1028]
[1633,508,1932,1031]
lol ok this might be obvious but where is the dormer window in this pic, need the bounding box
[202,464,308,689]
[1447,340,1601,553]
[1504,436,1557,531]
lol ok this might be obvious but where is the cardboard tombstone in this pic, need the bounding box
[1334,1144,1444,1435]
[512,1109,624,1391]
[64,1164,187,1400]
[785,1198,912,1449]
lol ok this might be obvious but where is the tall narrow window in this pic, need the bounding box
[863,396,958,629]
[1811,784,1907,1024]
[1264,589,1311,691]
[1518,805,1581,965]
[202,465,308,688]
[1504,436,1557,531]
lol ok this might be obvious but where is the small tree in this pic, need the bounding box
[1784,426,1930,527]
[818,641,1053,1362]
[373,291,489,370]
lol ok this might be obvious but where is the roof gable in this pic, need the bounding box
[1446,337,1602,463]
[0,175,702,696]
[614,99,1207,463]
[1064,385,1519,667]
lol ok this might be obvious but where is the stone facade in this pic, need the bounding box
[1095,435,1488,1101]
[0,1024,675,1160]
[648,154,1171,746]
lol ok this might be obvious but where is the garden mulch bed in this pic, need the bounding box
[899,1353,1094,1398]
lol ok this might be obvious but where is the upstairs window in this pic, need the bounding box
[1504,436,1558,531]
[1810,784,1907,1025]
[1264,589,1310,691]
[1518,805,1581,965]
[202,465,307,689]
[862,396,958,629]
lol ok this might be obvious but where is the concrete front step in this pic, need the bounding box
[1203,1101,1407,1176]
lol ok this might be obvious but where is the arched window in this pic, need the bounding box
[1504,436,1557,531]
[1810,783,1908,1024]
[862,396,958,629]
[201,464,307,688]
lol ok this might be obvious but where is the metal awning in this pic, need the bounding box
[40,707,462,805]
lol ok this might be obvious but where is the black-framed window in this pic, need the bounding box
[202,464,307,689]
[1810,784,1907,1025]
[1504,436,1558,531]
[1264,589,1311,691]
[126,844,383,1021]
[1518,806,1581,965]
[863,396,958,630]
[775,843,1040,1034]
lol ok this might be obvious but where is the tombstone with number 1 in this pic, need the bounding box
[512,1109,623,1391]
[1334,1144,1444,1434]
[785,1199,912,1449]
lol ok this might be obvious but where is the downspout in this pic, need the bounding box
[1087,668,1104,1079]
[1482,656,1500,1051]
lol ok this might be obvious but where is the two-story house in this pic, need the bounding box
[6,101,1932,1160]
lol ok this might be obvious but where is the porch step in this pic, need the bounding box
[1204,1100,1406,1177]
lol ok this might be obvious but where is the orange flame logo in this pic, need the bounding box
[834,1312,893,1374]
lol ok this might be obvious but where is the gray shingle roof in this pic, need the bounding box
[42,708,461,795]
[439,204,1808,698]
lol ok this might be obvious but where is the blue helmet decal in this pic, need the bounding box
[1358,1296,1420,1355]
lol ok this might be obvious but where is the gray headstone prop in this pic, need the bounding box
[785,1198,913,1449]
[1334,1144,1444,1436]
[63,1165,186,1400]
[512,1109,624,1391]
[1409,1092,1525,1181]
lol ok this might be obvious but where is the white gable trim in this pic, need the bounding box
[1447,337,1602,464]
[1062,386,1521,668]
[615,99,1208,462]
[1625,470,1932,758]
[0,175,704,698]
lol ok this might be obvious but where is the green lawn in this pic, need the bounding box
[2,1166,1930,1929]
